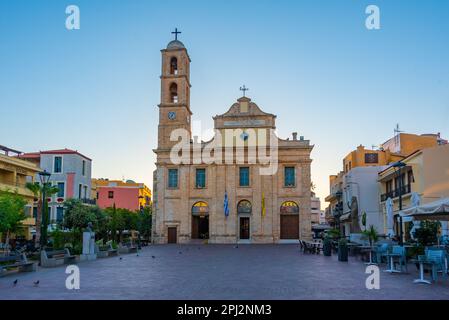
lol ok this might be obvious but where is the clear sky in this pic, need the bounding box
[1,0,448,205]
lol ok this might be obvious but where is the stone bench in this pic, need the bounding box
[96,243,118,258]
[41,248,76,268]
[118,243,137,254]
[0,254,36,276]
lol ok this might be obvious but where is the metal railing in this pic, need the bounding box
[381,184,411,201]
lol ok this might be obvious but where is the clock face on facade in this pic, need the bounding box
[240,131,249,141]
[168,111,176,120]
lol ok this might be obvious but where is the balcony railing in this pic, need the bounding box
[381,184,411,202]
[81,198,97,205]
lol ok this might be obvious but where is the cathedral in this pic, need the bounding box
[152,33,313,244]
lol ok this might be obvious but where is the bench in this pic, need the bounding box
[0,254,36,276]
[96,243,118,258]
[118,242,138,254]
[41,248,77,268]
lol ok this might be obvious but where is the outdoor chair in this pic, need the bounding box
[385,246,408,273]
[422,248,447,282]
[374,243,390,264]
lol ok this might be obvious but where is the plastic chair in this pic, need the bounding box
[423,249,447,282]
[374,243,390,264]
[386,245,407,273]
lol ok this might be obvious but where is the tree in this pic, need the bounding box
[26,182,59,247]
[62,198,98,231]
[137,206,152,241]
[0,191,27,251]
[104,204,124,243]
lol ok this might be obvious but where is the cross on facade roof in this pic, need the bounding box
[171,28,181,41]
[239,85,249,97]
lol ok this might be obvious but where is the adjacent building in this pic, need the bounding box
[93,178,152,211]
[152,36,313,244]
[378,143,449,239]
[0,145,41,240]
[18,149,92,225]
[310,192,322,225]
[325,132,447,235]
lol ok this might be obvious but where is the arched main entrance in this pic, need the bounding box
[280,201,299,239]
[192,201,209,239]
[238,200,252,240]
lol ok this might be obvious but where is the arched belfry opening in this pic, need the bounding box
[170,57,178,75]
[169,82,178,103]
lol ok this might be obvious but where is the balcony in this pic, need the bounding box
[81,198,97,205]
[0,179,35,199]
[381,184,411,202]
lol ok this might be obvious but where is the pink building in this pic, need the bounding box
[94,179,152,212]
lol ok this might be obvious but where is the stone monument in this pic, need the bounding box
[80,222,97,261]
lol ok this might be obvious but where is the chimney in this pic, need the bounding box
[300,136,304,141]
[193,136,199,144]
[292,132,298,140]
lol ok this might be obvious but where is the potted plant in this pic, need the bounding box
[323,236,332,256]
[338,238,348,262]
[362,225,379,246]
[412,220,440,271]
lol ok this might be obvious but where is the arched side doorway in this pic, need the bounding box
[238,200,252,240]
[192,201,209,239]
[280,201,299,239]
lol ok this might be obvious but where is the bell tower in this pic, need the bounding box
[157,29,192,150]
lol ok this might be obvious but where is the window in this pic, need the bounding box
[57,182,65,198]
[56,207,64,223]
[280,201,299,214]
[168,169,178,188]
[84,185,88,199]
[365,153,379,164]
[284,167,295,187]
[79,184,82,199]
[54,156,62,173]
[32,207,38,219]
[169,83,178,103]
[386,180,393,194]
[407,170,414,185]
[82,160,86,176]
[239,167,250,187]
[48,206,52,222]
[196,168,206,188]
[237,200,252,214]
[170,57,178,75]
[108,191,114,199]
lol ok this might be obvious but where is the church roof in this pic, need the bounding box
[167,40,185,50]
[214,97,276,119]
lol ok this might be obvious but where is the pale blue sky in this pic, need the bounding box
[1,0,448,203]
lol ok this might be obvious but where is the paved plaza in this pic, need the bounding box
[1,245,448,300]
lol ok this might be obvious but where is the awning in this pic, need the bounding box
[400,198,449,221]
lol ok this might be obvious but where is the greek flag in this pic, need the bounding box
[224,191,230,218]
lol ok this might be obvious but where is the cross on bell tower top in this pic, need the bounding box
[171,28,181,41]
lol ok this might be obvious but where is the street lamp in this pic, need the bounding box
[38,170,51,249]
[392,161,406,246]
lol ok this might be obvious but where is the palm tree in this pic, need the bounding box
[26,182,59,247]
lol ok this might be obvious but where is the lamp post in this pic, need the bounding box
[38,170,51,249]
[138,195,145,249]
[392,161,406,246]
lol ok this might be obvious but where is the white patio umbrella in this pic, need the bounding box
[408,193,421,239]
[386,197,395,237]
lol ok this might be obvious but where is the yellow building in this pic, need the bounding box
[378,143,449,238]
[343,145,403,174]
[0,146,41,240]
[381,132,446,157]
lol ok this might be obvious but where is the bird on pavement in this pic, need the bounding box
[33,280,40,287]
[151,255,156,259]
[119,257,123,261]
[13,279,18,286]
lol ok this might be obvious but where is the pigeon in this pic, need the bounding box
[179,251,182,254]
[13,279,18,286]
[119,257,123,261]
[136,254,139,257]
[234,245,239,249]
[151,255,156,259]
[33,280,40,287]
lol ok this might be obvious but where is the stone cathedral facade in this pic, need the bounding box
[152,36,313,244]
